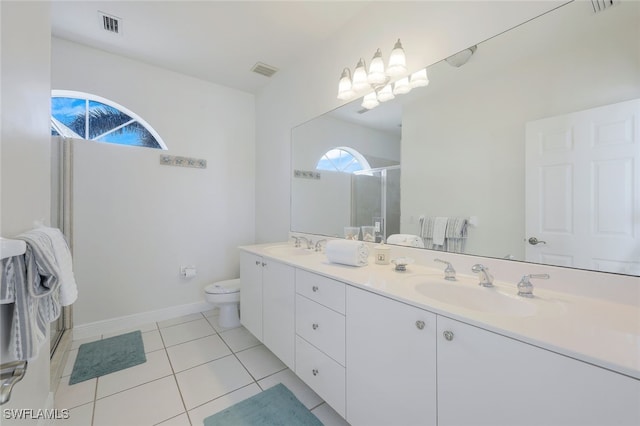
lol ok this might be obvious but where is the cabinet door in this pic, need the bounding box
[239,251,263,340]
[437,316,640,426]
[346,286,437,426]
[262,259,295,369]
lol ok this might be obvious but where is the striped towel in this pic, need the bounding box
[420,216,469,253]
[8,230,63,360]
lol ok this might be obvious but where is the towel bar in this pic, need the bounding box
[0,360,28,405]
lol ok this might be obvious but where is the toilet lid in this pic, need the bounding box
[205,278,240,294]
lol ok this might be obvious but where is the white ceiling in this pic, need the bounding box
[51,1,369,94]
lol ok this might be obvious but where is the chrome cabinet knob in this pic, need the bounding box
[312,323,319,330]
[443,330,454,341]
[415,320,425,330]
[312,369,319,376]
[312,285,319,292]
[261,262,267,266]
[255,260,260,266]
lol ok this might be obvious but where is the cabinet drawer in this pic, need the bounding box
[295,269,345,314]
[295,294,345,366]
[295,335,346,418]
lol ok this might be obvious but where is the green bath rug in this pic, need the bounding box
[69,330,146,385]
[203,383,323,426]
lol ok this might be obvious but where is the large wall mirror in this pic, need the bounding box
[291,0,640,276]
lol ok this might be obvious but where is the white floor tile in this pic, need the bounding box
[156,413,191,426]
[218,326,261,352]
[70,335,101,351]
[61,348,78,377]
[96,350,173,399]
[206,314,240,333]
[187,383,261,425]
[235,344,287,380]
[202,308,218,318]
[258,369,323,410]
[93,376,184,426]
[55,377,96,410]
[53,401,93,426]
[142,329,164,353]
[160,318,216,347]
[158,312,204,329]
[102,322,158,339]
[312,402,351,425]
[166,334,231,372]
[175,354,254,410]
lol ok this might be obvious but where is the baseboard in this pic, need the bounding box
[73,300,211,340]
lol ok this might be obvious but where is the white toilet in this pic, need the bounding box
[204,278,241,329]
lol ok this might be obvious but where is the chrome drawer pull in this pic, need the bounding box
[312,369,319,376]
[312,285,319,292]
[415,320,425,330]
[312,323,319,330]
[443,330,454,341]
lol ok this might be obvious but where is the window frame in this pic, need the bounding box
[51,90,167,150]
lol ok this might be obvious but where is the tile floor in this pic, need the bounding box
[54,310,349,426]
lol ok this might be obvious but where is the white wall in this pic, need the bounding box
[401,1,640,260]
[254,1,567,244]
[0,1,52,422]
[51,38,255,326]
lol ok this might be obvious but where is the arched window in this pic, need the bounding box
[50,90,166,149]
[316,147,371,173]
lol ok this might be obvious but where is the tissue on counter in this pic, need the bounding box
[325,240,369,267]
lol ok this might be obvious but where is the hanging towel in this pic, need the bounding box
[444,217,469,253]
[386,234,425,248]
[419,217,435,249]
[432,217,449,247]
[10,229,62,360]
[35,227,77,306]
[325,240,369,266]
[1,257,18,303]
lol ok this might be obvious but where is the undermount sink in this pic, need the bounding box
[406,275,539,317]
[264,245,315,257]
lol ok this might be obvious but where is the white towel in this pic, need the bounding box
[432,217,449,246]
[386,234,425,248]
[35,227,78,306]
[325,240,369,266]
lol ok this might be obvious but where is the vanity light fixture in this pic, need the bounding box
[337,39,428,110]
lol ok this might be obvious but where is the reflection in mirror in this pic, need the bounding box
[291,1,640,276]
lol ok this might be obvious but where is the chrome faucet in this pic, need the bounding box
[471,264,494,287]
[292,236,301,247]
[298,236,313,250]
[434,259,456,281]
[517,274,549,298]
[314,239,327,252]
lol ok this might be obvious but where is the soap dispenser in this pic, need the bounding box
[374,241,391,265]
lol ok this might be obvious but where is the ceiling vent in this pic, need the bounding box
[99,11,122,35]
[251,62,278,78]
[591,0,617,13]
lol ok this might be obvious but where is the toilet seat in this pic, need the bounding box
[205,278,240,294]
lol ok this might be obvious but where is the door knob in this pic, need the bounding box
[528,237,547,245]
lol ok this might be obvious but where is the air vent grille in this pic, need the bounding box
[251,62,278,78]
[591,0,617,13]
[99,11,122,35]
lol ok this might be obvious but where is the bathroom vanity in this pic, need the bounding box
[239,242,640,426]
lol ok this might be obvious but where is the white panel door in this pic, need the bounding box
[346,286,437,426]
[262,259,295,369]
[525,99,640,274]
[239,251,263,340]
[437,316,640,426]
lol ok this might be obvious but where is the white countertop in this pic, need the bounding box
[241,242,640,380]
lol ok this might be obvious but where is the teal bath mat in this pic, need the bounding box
[204,383,323,426]
[69,330,146,385]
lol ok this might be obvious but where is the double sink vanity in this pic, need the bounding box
[240,240,640,426]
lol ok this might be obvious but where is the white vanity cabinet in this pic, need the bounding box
[437,316,640,426]
[345,286,437,426]
[239,251,295,368]
[294,269,347,417]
